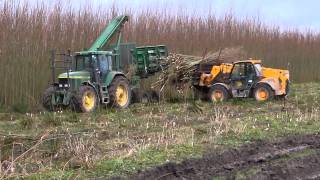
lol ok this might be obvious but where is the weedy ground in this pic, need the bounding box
[0,82,319,179]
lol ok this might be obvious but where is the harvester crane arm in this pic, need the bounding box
[88,15,129,51]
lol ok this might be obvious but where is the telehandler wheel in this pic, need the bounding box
[70,86,98,113]
[208,85,229,102]
[108,76,131,108]
[42,86,58,112]
[254,84,274,102]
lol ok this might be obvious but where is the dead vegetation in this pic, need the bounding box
[152,47,247,91]
[0,1,320,108]
[0,82,319,178]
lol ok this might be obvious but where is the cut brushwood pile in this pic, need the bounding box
[152,47,247,92]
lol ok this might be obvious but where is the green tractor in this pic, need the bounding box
[42,15,167,113]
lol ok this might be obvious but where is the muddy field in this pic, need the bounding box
[130,134,320,180]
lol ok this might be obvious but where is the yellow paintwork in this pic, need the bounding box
[198,59,290,96]
[234,59,261,64]
[116,85,129,107]
[200,63,233,86]
[82,91,96,111]
[260,67,289,95]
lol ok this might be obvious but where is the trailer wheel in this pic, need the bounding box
[108,76,131,108]
[254,84,274,102]
[208,85,229,102]
[70,86,98,113]
[42,86,57,111]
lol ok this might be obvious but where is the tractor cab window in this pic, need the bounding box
[75,55,91,71]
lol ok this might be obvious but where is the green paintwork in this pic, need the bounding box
[75,51,113,56]
[104,71,126,86]
[58,71,90,80]
[48,15,168,110]
[131,45,168,77]
[89,15,128,51]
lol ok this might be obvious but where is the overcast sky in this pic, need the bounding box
[18,0,320,32]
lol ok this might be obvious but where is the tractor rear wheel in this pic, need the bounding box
[42,86,57,111]
[254,84,274,102]
[208,85,229,102]
[108,76,131,108]
[70,86,98,113]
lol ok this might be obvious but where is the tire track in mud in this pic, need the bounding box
[128,134,320,180]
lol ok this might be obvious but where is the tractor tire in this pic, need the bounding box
[108,76,131,108]
[42,86,57,111]
[254,84,274,102]
[208,85,229,102]
[70,86,98,113]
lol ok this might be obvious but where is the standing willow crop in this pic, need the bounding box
[0,1,320,108]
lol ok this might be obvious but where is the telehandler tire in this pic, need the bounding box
[70,86,98,113]
[254,84,274,102]
[108,76,131,108]
[42,86,58,111]
[208,85,229,102]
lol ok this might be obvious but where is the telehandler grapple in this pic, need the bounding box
[192,60,290,102]
[42,15,167,112]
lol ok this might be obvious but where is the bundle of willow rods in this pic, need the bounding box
[153,47,247,91]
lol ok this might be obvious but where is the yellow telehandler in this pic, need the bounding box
[192,60,290,102]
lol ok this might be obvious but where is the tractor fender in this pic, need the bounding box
[105,71,127,86]
[255,78,282,95]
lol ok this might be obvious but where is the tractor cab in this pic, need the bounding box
[229,60,262,98]
[57,51,116,89]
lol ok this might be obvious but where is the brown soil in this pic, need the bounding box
[128,134,320,180]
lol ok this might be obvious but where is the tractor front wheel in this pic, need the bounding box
[42,86,58,111]
[70,86,98,113]
[108,76,131,108]
[254,84,274,102]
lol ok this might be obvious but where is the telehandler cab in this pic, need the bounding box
[42,15,167,112]
[193,60,290,102]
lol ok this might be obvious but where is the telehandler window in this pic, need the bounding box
[231,63,245,79]
[231,63,256,80]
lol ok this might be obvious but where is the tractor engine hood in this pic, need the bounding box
[58,71,90,80]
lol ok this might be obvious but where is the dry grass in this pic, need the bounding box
[0,82,319,178]
[0,1,320,108]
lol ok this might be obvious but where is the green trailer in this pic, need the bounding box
[43,15,168,113]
